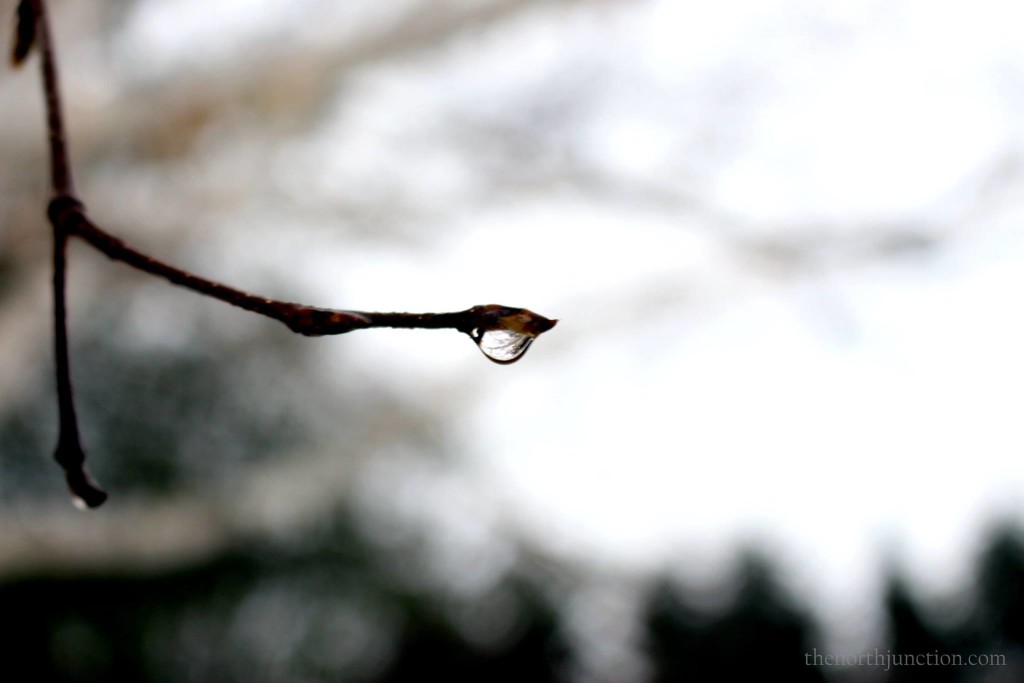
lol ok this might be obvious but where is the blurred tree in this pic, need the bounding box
[644,551,825,683]
[882,575,963,683]
[972,525,1024,679]
[976,527,1024,645]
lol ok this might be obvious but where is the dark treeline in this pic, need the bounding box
[2,520,1023,681]
[644,528,1024,682]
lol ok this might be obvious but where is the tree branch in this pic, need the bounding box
[26,0,106,507]
[13,0,556,508]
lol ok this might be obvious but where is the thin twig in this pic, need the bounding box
[31,0,71,195]
[68,211,554,339]
[50,199,107,508]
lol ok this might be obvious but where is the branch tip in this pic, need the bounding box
[55,436,108,509]
[64,471,109,509]
[10,0,37,67]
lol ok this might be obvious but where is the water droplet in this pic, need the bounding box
[470,328,535,364]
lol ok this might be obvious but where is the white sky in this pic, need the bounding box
[118,0,1024,657]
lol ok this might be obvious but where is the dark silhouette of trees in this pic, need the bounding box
[0,513,569,683]
[644,551,825,683]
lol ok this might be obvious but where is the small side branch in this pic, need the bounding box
[64,199,554,339]
[49,200,107,508]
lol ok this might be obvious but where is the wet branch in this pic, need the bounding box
[58,198,554,338]
[12,0,555,508]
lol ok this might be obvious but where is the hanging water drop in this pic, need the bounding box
[462,305,557,364]
[470,328,536,364]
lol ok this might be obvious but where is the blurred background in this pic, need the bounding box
[2,0,1024,680]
